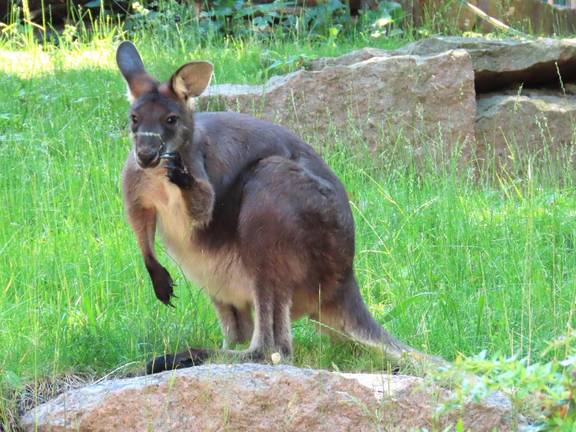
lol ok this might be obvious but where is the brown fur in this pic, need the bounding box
[115,42,442,373]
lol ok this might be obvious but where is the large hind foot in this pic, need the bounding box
[146,348,211,374]
[145,346,285,375]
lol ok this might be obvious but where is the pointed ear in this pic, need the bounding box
[116,41,157,100]
[170,61,214,101]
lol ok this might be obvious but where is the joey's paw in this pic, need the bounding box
[161,152,193,189]
[151,265,176,307]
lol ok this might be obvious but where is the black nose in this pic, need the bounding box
[137,150,159,167]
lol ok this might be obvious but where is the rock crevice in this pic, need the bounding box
[395,37,576,93]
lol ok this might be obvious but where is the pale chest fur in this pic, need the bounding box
[139,166,254,308]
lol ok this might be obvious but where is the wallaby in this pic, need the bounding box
[116,41,438,374]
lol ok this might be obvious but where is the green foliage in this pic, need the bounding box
[124,0,352,40]
[1,0,407,46]
[358,0,404,39]
[1,1,576,430]
[433,333,576,430]
[2,37,576,427]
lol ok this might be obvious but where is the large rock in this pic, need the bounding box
[396,37,576,93]
[199,50,476,150]
[21,363,516,432]
[311,37,576,93]
[201,38,576,163]
[308,47,390,71]
[305,37,576,160]
[476,90,576,159]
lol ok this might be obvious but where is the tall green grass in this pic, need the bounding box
[1,8,576,429]
[2,38,575,371]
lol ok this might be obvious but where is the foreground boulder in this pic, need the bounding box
[199,50,476,150]
[21,363,516,431]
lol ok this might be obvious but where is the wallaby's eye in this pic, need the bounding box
[166,115,178,125]
[130,114,139,124]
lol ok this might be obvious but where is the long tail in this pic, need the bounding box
[334,276,447,369]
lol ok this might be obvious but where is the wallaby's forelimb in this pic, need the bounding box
[126,204,175,306]
[162,151,215,227]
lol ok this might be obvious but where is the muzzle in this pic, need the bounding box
[133,131,166,168]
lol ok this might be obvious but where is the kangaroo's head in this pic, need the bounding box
[116,41,213,168]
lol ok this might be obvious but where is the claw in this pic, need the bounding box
[160,151,178,160]
[161,152,183,166]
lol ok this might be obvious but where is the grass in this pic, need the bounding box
[1,7,576,430]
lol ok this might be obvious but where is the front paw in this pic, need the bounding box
[161,152,193,189]
[150,264,176,307]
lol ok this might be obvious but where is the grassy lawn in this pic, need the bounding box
[1,13,576,429]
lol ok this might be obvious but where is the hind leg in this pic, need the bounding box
[236,305,255,345]
[213,300,254,349]
[147,280,293,374]
[245,279,294,360]
[273,293,293,359]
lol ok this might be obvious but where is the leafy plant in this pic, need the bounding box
[434,332,576,429]
[358,0,404,39]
